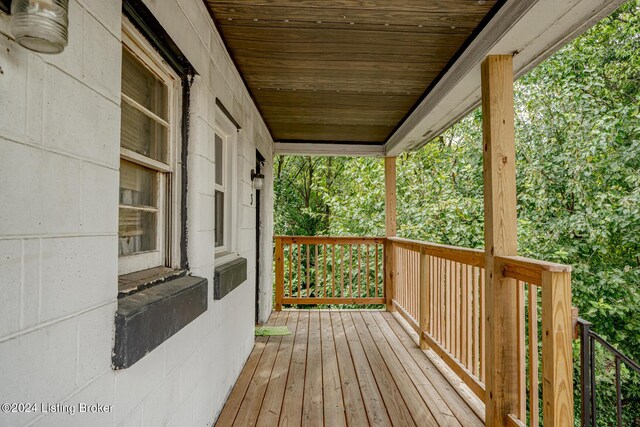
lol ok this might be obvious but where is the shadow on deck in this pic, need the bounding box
[215,310,484,426]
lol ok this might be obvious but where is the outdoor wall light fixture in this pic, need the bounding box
[251,169,264,191]
[11,0,68,54]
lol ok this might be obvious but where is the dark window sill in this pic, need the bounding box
[118,266,186,297]
[214,256,247,300]
[112,275,208,369]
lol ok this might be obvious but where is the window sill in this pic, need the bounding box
[118,266,186,297]
[214,256,247,300]
[214,250,237,266]
[112,275,208,369]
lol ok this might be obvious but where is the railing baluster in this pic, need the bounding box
[365,244,370,298]
[349,244,353,298]
[298,243,302,298]
[455,261,460,360]
[332,244,336,298]
[306,244,310,297]
[357,244,362,298]
[528,283,539,427]
[473,265,479,377]
[289,243,293,297]
[591,335,597,425]
[323,243,327,298]
[480,267,485,382]
[340,245,344,298]
[579,320,592,427]
[517,280,525,421]
[616,356,622,427]
[461,264,468,368]
[375,244,379,298]
[446,259,451,351]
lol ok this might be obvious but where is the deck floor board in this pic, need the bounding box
[216,310,484,427]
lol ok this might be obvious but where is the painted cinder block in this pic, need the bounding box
[0,239,22,338]
[167,398,194,427]
[0,37,28,140]
[43,66,120,168]
[0,0,275,424]
[142,368,180,427]
[113,344,164,424]
[82,9,122,102]
[0,141,82,236]
[163,322,196,374]
[77,0,122,39]
[79,162,119,234]
[42,0,84,82]
[34,372,116,427]
[77,303,116,387]
[39,236,116,322]
[0,317,78,427]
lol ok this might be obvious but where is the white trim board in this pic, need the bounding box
[274,142,386,157]
[385,0,627,156]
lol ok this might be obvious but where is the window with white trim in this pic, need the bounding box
[118,22,181,275]
[214,112,237,255]
[214,132,225,249]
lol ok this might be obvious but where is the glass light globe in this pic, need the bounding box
[11,0,69,54]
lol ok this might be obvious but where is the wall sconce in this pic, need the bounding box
[251,169,264,191]
[11,0,69,54]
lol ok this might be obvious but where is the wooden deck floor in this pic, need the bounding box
[215,310,484,427]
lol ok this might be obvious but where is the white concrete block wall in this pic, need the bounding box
[0,0,274,424]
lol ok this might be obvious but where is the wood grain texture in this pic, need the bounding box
[541,271,574,427]
[385,157,397,237]
[481,55,520,427]
[216,310,485,426]
[275,237,284,310]
[204,0,498,143]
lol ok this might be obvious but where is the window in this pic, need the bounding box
[214,112,237,255]
[119,22,180,275]
[214,133,225,249]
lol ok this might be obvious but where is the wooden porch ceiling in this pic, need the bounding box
[204,0,501,145]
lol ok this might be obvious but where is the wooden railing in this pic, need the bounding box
[274,236,386,310]
[496,255,574,427]
[389,237,487,400]
[274,235,574,426]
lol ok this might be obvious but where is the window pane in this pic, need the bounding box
[119,209,157,255]
[215,190,224,248]
[121,101,168,163]
[122,48,168,120]
[119,160,156,207]
[215,134,223,186]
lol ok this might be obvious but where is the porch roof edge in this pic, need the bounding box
[384,0,626,156]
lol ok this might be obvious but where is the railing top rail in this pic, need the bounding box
[387,236,484,267]
[496,255,572,286]
[274,235,385,244]
[577,318,640,373]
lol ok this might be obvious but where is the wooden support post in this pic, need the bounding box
[385,156,397,237]
[384,156,397,311]
[275,236,284,311]
[419,250,430,350]
[481,55,520,427]
[541,270,574,427]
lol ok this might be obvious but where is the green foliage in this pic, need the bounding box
[274,0,639,423]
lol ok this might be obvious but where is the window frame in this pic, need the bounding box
[214,110,238,257]
[119,19,182,276]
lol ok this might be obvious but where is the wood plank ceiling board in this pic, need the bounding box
[204,0,501,145]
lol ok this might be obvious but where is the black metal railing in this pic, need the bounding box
[577,318,640,426]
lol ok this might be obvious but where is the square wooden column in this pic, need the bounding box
[384,156,397,311]
[384,156,397,237]
[481,55,520,426]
